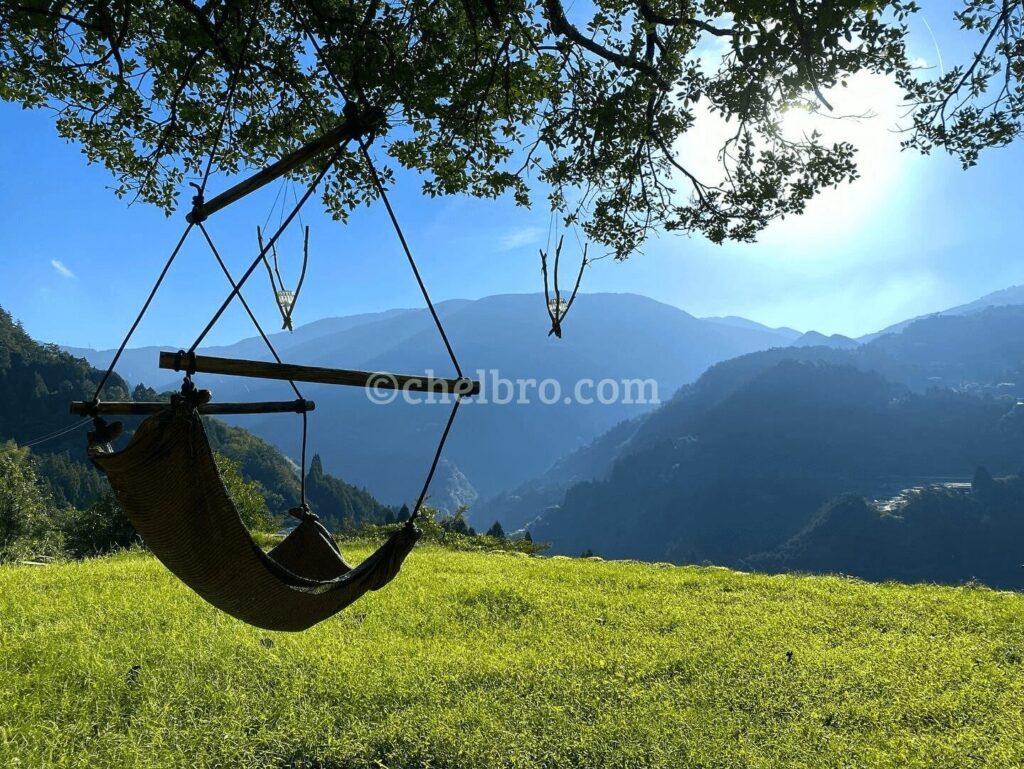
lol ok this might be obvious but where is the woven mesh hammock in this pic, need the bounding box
[90,402,419,632]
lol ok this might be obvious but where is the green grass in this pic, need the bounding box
[2,547,1023,768]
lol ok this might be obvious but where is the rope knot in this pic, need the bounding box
[87,416,123,447]
[173,349,197,377]
[288,504,319,523]
[187,182,207,224]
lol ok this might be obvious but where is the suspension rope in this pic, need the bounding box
[408,398,462,522]
[197,224,304,402]
[357,142,464,379]
[90,47,250,406]
[197,221,311,505]
[188,149,341,354]
[90,223,194,405]
[287,4,471,521]
[198,76,240,199]
[285,4,464,379]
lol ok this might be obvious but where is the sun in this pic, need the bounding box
[767,71,911,246]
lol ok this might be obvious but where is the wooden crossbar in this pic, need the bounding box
[70,399,316,416]
[158,352,481,396]
[186,108,384,223]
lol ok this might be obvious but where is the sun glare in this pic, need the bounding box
[674,70,912,251]
[765,72,910,247]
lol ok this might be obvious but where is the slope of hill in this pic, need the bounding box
[862,282,1024,340]
[1,305,389,525]
[471,415,645,531]
[3,548,1023,768]
[748,470,1024,588]
[532,357,1024,565]
[859,305,1024,391]
[67,293,799,509]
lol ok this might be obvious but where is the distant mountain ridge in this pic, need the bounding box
[790,330,859,349]
[65,292,804,511]
[702,316,801,341]
[861,283,1024,341]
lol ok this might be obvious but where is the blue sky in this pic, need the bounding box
[1,4,1022,349]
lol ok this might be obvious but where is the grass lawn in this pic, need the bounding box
[2,545,1023,768]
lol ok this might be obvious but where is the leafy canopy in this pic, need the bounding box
[2,0,1022,256]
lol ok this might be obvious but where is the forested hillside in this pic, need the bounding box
[0,306,393,554]
[749,470,1024,588]
[523,306,1024,586]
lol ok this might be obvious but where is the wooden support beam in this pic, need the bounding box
[186,108,384,223]
[158,352,480,396]
[70,399,316,416]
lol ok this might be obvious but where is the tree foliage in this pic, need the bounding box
[59,491,137,556]
[2,0,1022,257]
[214,451,276,531]
[0,441,50,556]
[303,453,393,531]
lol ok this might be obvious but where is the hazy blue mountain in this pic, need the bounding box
[519,301,1024,568]
[67,293,799,510]
[789,330,860,349]
[62,307,420,392]
[861,283,1024,341]
[702,315,801,342]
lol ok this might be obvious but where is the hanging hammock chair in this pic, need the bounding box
[73,97,478,631]
[90,397,419,631]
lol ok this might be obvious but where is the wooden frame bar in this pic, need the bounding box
[158,352,481,396]
[186,109,383,223]
[70,399,316,416]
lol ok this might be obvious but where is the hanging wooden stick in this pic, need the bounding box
[540,235,588,338]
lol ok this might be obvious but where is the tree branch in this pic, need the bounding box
[542,0,668,88]
[636,0,736,38]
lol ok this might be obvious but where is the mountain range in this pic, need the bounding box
[56,282,1024,587]
[508,299,1024,588]
[65,293,805,511]
[479,285,1024,533]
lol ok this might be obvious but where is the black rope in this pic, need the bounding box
[197,224,304,401]
[287,3,470,521]
[357,142,464,379]
[91,46,250,405]
[90,223,194,404]
[188,149,341,354]
[195,15,254,200]
[300,410,308,505]
[408,398,463,522]
[197,221,311,505]
[285,4,464,379]
[197,78,240,200]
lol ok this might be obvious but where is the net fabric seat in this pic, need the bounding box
[90,402,418,632]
